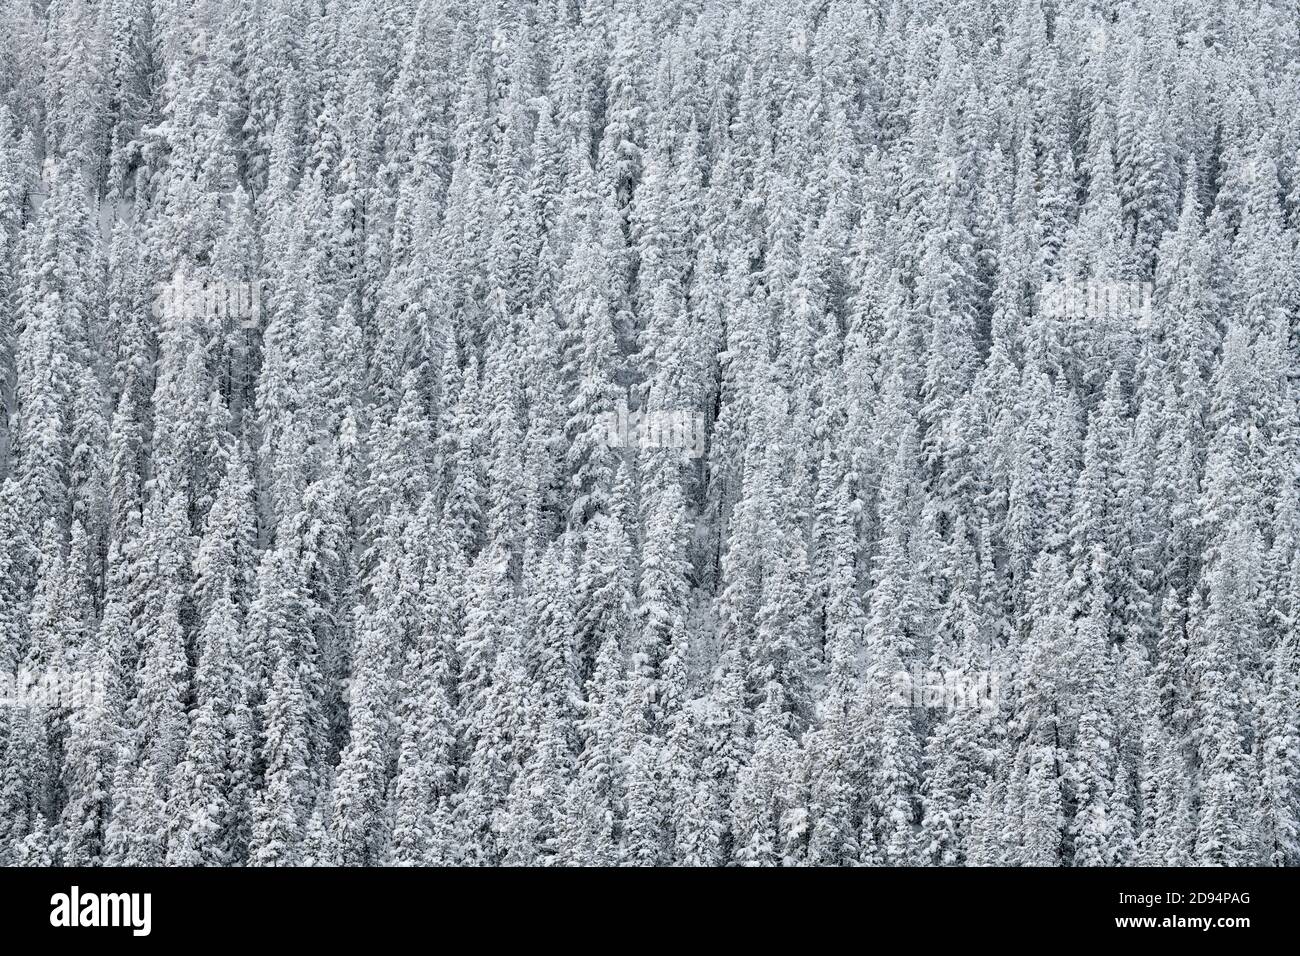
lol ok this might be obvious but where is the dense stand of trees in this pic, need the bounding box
[1,0,1299,866]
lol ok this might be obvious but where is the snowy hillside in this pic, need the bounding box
[0,0,1298,867]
